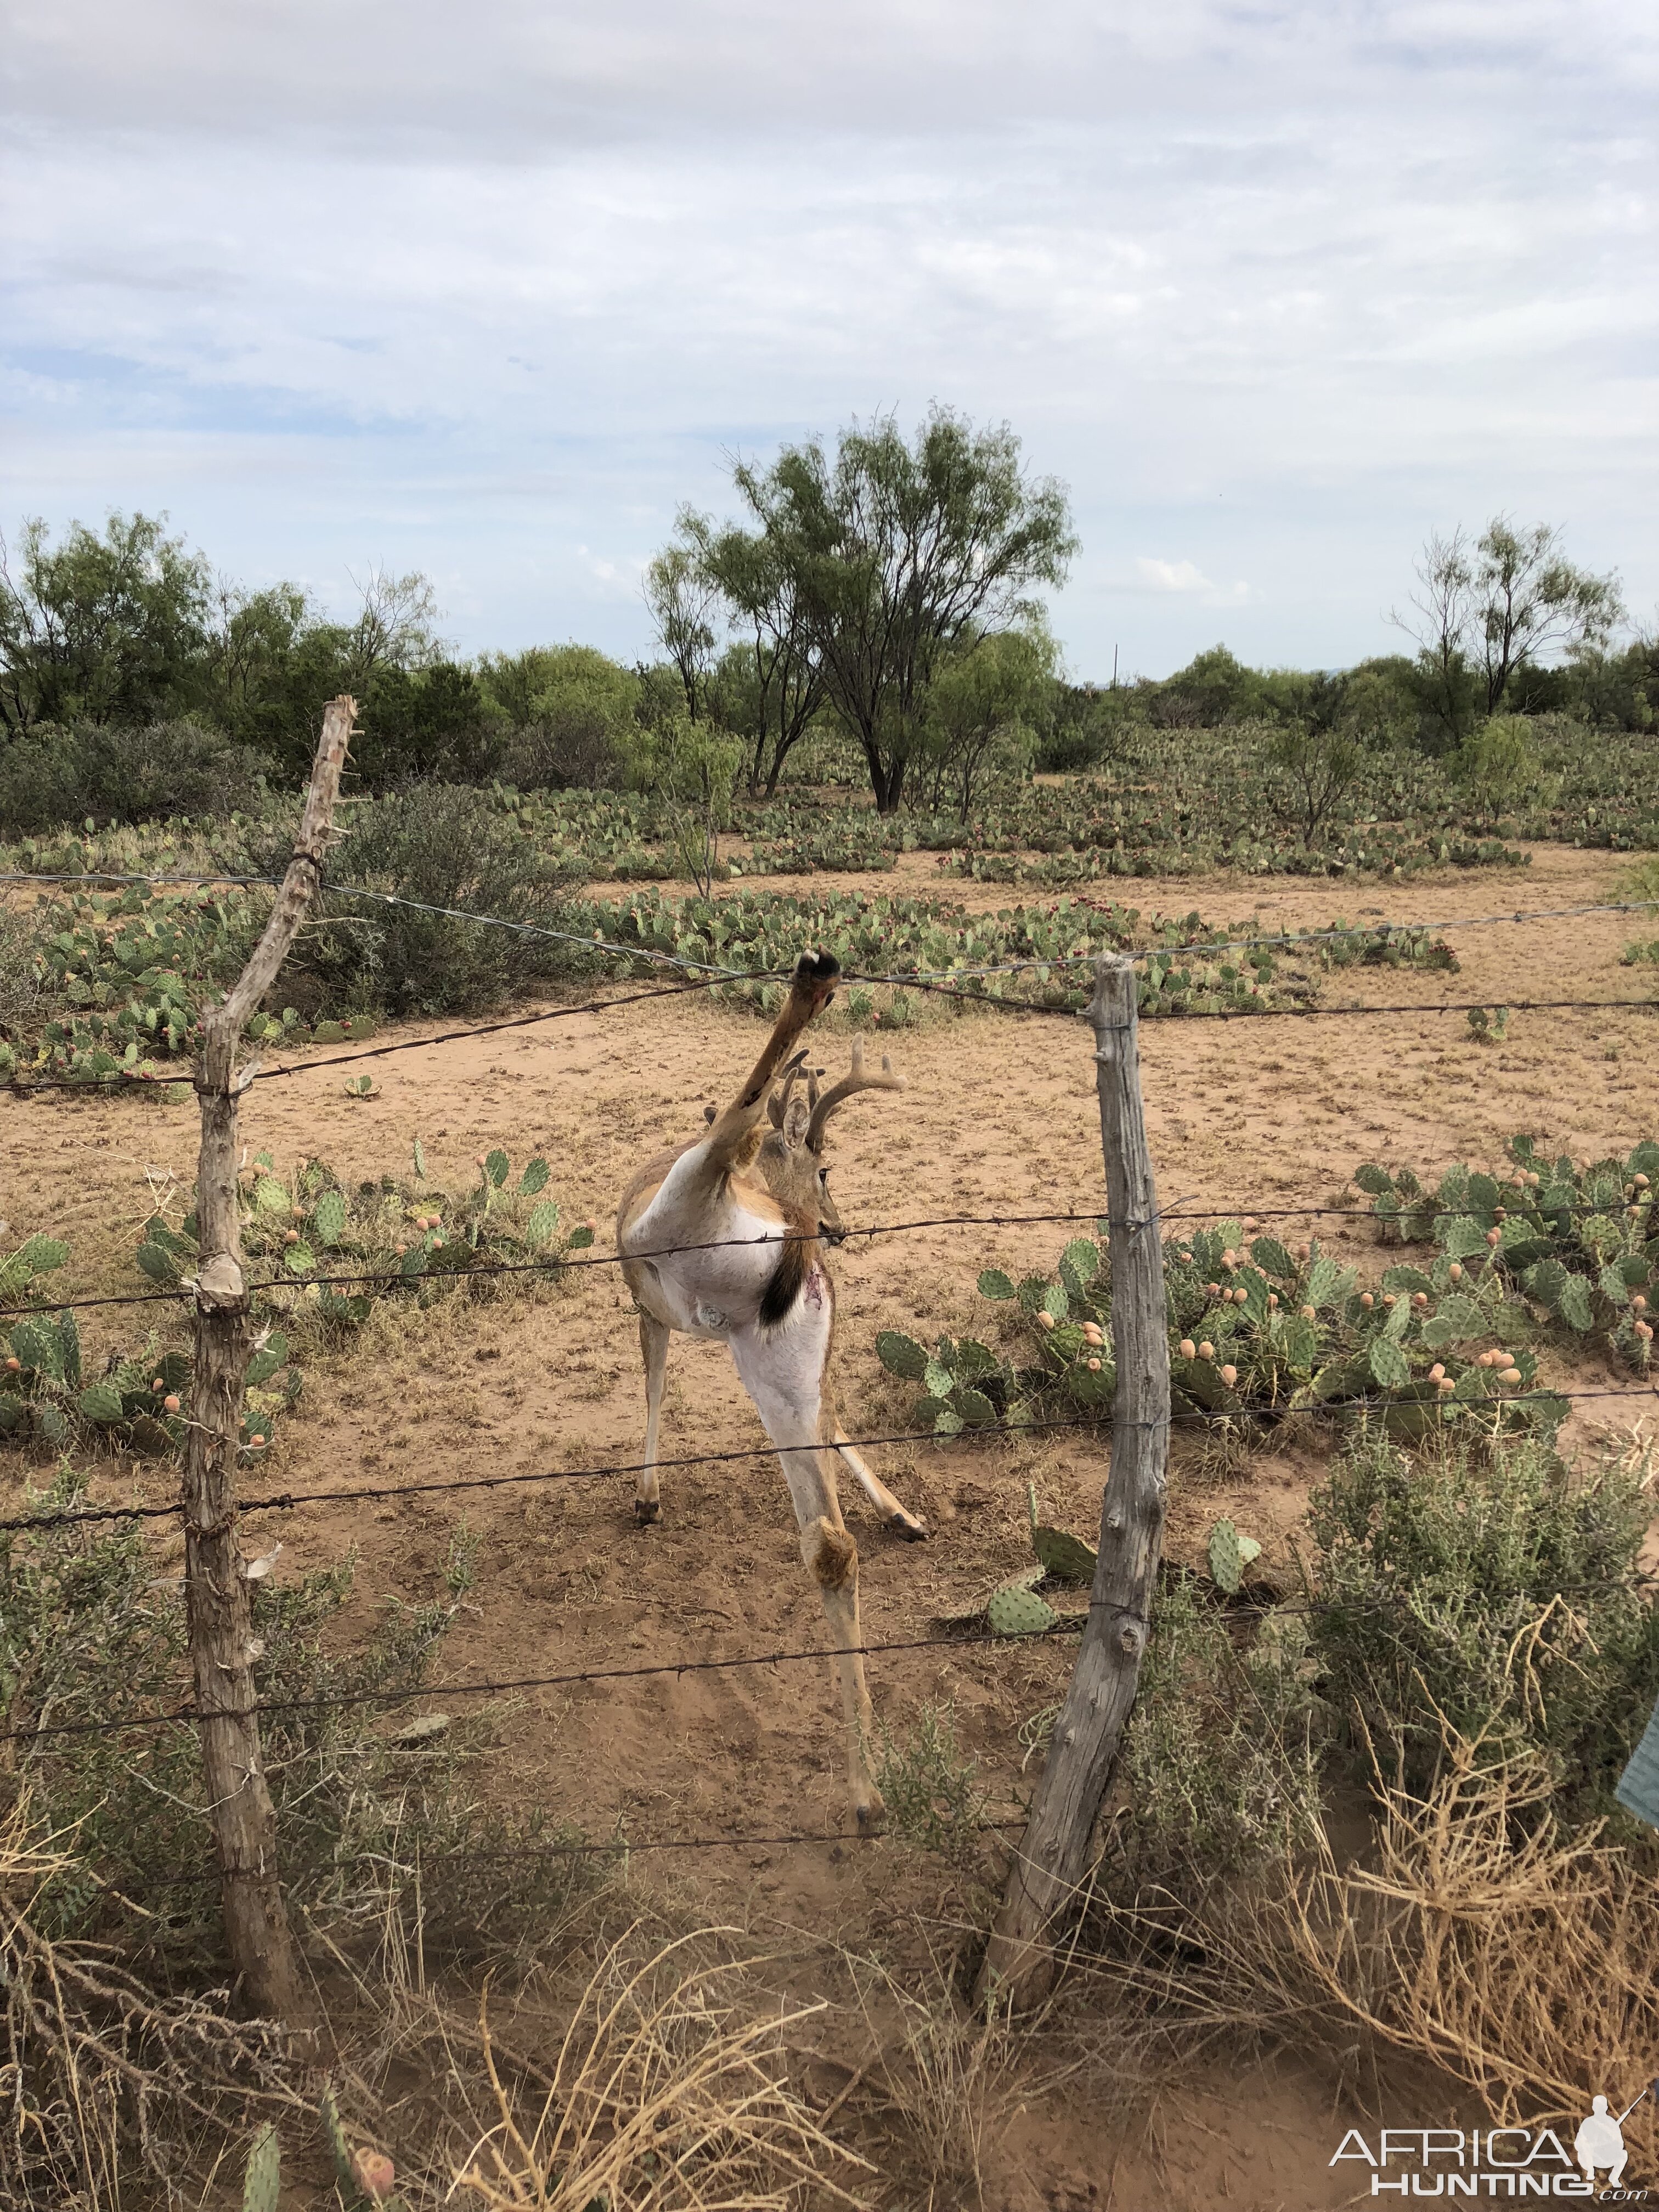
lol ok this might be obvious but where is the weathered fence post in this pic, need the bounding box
[182,695,353,2022]
[978,951,1170,2008]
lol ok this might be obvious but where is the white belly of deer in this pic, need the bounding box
[628,1190,797,1339]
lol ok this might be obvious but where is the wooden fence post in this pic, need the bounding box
[181,696,353,2022]
[977,951,1170,2008]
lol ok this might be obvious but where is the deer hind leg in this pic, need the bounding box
[635,1311,670,1526]
[833,1429,928,1542]
[730,1333,884,1832]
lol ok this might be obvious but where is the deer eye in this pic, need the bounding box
[818,1166,830,1181]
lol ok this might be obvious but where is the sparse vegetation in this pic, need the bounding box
[7,479,1659,2207]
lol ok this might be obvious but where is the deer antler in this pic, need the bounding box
[805,1038,905,1152]
[766,1051,810,1129]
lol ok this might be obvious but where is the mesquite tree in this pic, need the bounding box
[727,410,1075,814]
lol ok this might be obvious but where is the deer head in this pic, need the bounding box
[758,1038,905,1241]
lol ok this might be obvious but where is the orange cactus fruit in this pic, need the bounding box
[1197,1341,1215,1361]
[1086,1356,1102,1372]
[1449,1263,1464,1282]
[1178,1339,1196,1359]
[1219,1364,1238,1387]
[1360,1293,1374,1310]
[1037,1311,1055,1330]
[352,2151,397,2204]
[163,1393,181,1413]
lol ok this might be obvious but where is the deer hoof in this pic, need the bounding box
[854,1796,887,1837]
[888,1512,929,1543]
[633,1499,661,1527]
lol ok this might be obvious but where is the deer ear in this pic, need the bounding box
[783,1095,812,1147]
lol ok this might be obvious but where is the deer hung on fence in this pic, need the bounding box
[617,949,927,1831]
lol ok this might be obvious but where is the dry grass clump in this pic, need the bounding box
[849,1960,1029,2207]
[0,1795,304,2208]
[1101,1720,1659,2154]
[450,1924,872,2210]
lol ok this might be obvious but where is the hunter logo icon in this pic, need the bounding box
[1575,2098,1627,2190]
[1576,2081,1658,2194]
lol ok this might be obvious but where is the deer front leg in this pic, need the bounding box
[636,1310,669,1526]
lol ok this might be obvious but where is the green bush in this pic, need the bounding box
[880,1205,1565,1440]
[135,1141,595,1339]
[1113,1573,1327,1889]
[0,1470,601,1967]
[0,880,262,1084]
[290,782,592,1016]
[1306,1425,1659,1819]
[0,717,274,835]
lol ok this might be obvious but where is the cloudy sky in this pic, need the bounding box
[3,0,1654,678]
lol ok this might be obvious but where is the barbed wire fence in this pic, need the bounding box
[3,793,1658,2001]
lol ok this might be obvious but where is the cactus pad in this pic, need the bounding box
[76,1381,125,1424]
[242,2122,280,2212]
[1207,1517,1262,1595]
[876,1330,929,1381]
[1026,1482,1098,1583]
[988,1579,1058,1637]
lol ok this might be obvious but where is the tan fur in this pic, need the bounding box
[808,1522,858,1590]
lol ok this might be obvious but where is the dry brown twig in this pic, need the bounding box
[0,1793,306,2208]
[1096,1713,1659,2152]
[449,1922,873,2211]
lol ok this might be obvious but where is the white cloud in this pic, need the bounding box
[1132,560,1253,607]
[1,0,1654,673]
[1137,558,1211,594]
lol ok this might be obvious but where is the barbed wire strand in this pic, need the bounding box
[5,1183,1652,1320]
[9,1381,1650,1538]
[2,1616,1093,1743]
[7,868,1656,978]
[15,1550,1659,1750]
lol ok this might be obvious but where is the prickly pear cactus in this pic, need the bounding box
[1207,1517,1262,1595]
[1026,1482,1098,1584]
[242,2121,280,2212]
[988,1577,1058,1637]
[321,2084,360,2199]
[75,1381,125,1424]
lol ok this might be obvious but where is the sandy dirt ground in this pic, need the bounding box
[4,840,1657,2209]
